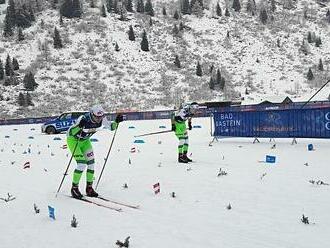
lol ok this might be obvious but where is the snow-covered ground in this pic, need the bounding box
[1,118,330,248]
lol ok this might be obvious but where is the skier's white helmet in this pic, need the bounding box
[183,102,199,114]
[90,105,105,123]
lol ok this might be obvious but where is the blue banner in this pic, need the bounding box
[213,108,330,138]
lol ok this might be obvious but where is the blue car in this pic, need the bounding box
[41,112,87,134]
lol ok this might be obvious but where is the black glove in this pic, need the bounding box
[171,124,176,131]
[188,121,192,130]
[115,114,124,123]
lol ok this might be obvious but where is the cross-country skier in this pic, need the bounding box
[171,102,199,163]
[67,105,124,199]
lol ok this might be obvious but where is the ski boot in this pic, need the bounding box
[71,184,83,199]
[86,182,99,197]
[178,154,188,163]
[183,152,193,162]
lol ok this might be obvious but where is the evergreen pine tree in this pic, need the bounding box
[271,0,276,12]
[137,0,144,13]
[307,31,312,43]
[145,0,154,16]
[225,8,230,17]
[53,27,63,49]
[232,0,241,12]
[101,5,107,17]
[5,55,13,76]
[149,17,152,26]
[277,38,280,47]
[72,0,82,17]
[220,77,225,90]
[190,0,196,9]
[7,0,16,26]
[318,58,324,71]
[209,64,214,73]
[0,0,6,4]
[191,1,203,16]
[23,72,38,91]
[113,0,119,14]
[179,22,184,31]
[326,9,330,23]
[15,7,32,28]
[181,0,190,15]
[0,60,4,80]
[307,68,314,81]
[141,30,149,51]
[283,0,294,10]
[60,0,73,18]
[28,6,35,22]
[196,61,202,76]
[25,92,33,106]
[209,76,215,90]
[198,0,203,8]
[59,14,64,26]
[119,5,127,21]
[246,0,256,15]
[300,39,310,55]
[3,12,14,37]
[18,92,25,107]
[128,25,135,41]
[106,0,113,13]
[173,24,179,36]
[162,6,167,16]
[260,8,268,24]
[315,37,322,47]
[90,0,95,8]
[126,0,133,12]
[174,55,181,68]
[17,27,24,41]
[12,58,19,70]
[115,42,120,51]
[174,9,180,19]
[51,0,59,9]
[216,68,221,85]
[216,2,222,17]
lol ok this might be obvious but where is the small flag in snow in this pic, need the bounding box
[153,183,160,194]
[130,147,136,153]
[23,161,30,169]
[61,144,67,149]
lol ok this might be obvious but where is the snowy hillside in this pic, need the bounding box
[0,0,330,118]
[1,119,330,248]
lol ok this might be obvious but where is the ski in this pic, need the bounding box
[70,196,122,212]
[94,196,140,209]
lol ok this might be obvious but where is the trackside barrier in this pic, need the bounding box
[213,107,330,139]
[1,100,330,126]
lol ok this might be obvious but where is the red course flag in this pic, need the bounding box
[62,144,67,149]
[153,182,160,194]
[23,162,30,169]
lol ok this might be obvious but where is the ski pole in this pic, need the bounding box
[95,123,120,190]
[134,129,173,138]
[55,138,80,197]
[300,78,330,109]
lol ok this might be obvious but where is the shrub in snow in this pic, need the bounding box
[34,203,40,213]
[71,215,78,227]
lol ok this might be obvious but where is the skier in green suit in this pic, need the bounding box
[171,102,199,163]
[67,105,123,199]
